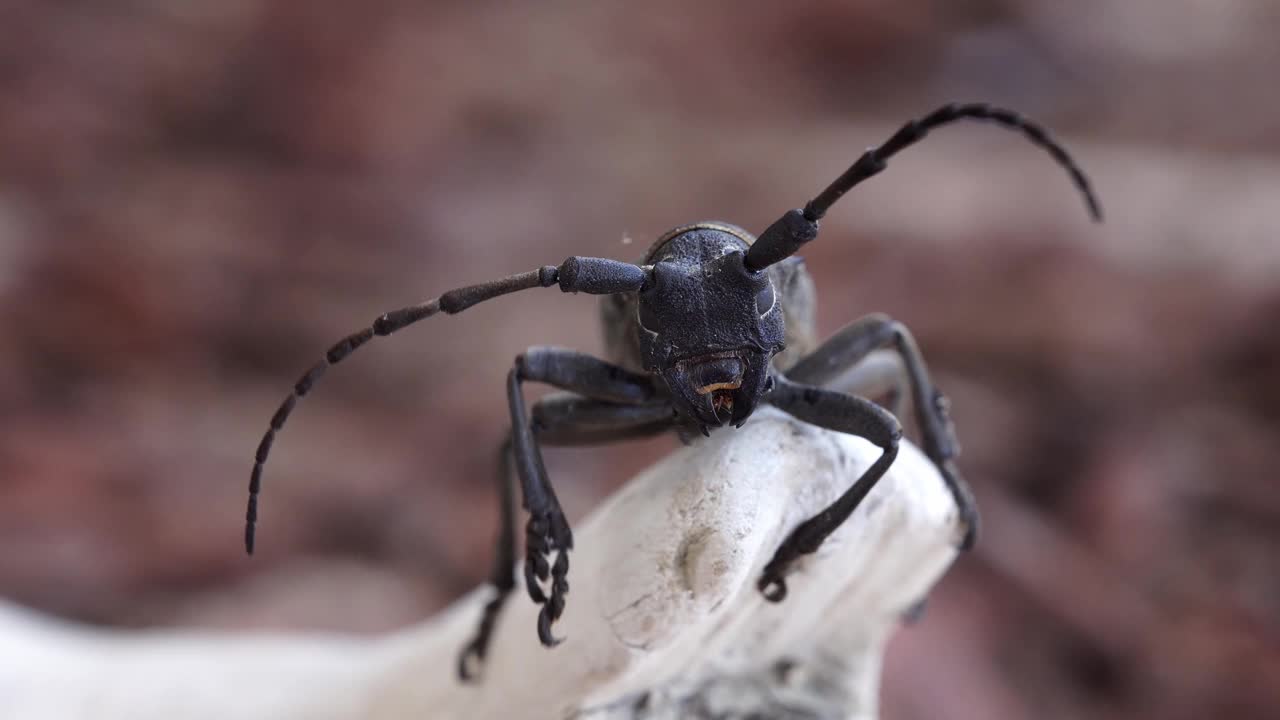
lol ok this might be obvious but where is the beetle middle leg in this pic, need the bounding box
[785,313,979,550]
[813,348,909,419]
[460,348,667,678]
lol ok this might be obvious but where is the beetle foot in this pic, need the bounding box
[524,511,573,646]
[757,569,788,603]
[757,514,830,603]
[457,637,484,682]
[901,595,929,625]
[456,586,511,682]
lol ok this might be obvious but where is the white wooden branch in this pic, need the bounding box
[2,405,962,720]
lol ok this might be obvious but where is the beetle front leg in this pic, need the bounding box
[507,367,573,648]
[759,375,902,602]
[505,347,659,651]
[457,394,673,681]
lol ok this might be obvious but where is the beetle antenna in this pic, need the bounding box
[246,257,648,554]
[745,103,1103,271]
[805,102,1102,223]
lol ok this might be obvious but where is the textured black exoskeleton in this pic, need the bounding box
[245,103,1102,680]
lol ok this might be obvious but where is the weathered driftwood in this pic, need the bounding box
[2,401,962,720]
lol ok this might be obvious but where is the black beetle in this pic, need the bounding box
[244,102,1101,680]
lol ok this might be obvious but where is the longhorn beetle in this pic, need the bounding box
[245,103,1102,680]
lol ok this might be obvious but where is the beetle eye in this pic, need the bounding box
[637,263,667,332]
[755,282,776,316]
[638,296,662,332]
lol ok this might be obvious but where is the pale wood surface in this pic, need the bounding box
[2,408,961,720]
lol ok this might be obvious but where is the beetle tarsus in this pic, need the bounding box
[523,510,573,647]
[758,572,788,603]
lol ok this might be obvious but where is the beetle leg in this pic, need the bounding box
[456,436,519,682]
[507,366,570,644]
[530,393,676,446]
[457,396,673,680]
[786,313,978,550]
[456,348,663,678]
[759,375,902,602]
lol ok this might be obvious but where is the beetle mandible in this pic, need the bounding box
[243,102,1102,680]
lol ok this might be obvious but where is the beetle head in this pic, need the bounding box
[637,249,784,430]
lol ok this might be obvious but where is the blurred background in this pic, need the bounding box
[1,1,1278,718]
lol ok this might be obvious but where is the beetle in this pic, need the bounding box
[244,102,1101,680]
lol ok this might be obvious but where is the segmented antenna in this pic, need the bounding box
[803,102,1103,223]
[245,266,561,554]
